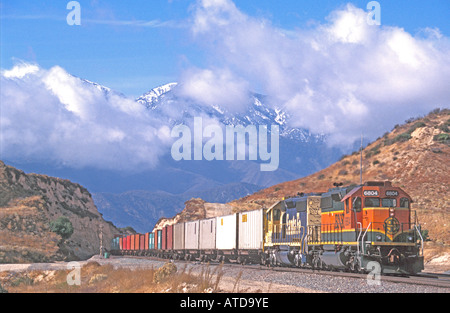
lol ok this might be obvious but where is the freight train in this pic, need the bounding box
[111,181,424,275]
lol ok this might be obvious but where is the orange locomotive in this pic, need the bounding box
[307,181,424,274]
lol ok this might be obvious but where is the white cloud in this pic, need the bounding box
[185,0,450,145]
[177,67,251,113]
[0,63,171,170]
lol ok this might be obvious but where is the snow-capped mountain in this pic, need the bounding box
[137,82,178,110]
[136,83,323,143]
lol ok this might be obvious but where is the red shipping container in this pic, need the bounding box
[131,235,136,251]
[166,225,173,250]
[162,227,167,250]
[135,234,140,251]
[145,233,149,251]
[140,234,145,251]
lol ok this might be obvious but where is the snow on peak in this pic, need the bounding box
[137,82,178,109]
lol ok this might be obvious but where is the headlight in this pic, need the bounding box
[408,236,414,242]
[376,235,382,241]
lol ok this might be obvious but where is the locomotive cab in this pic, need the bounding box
[341,181,414,243]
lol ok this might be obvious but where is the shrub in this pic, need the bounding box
[49,217,74,240]
[429,108,441,115]
[394,133,412,143]
[154,262,177,284]
[373,160,380,166]
[318,174,325,180]
[338,170,348,176]
[431,148,442,154]
[433,133,450,142]
[408,122,426,134]
[0,283,7,294]
[439,124,450,133]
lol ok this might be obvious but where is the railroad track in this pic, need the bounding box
[113,255,450,290]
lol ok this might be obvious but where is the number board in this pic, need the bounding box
[363,190,379,197]
[385,190,399,197]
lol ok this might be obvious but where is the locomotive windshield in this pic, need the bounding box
[382,198,396,207]
[400,197,410,208]
[364,197,380,207]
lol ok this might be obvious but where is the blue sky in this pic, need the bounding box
[1,0,450,171]
[1,0,449,97]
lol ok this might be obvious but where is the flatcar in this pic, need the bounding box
[111,181,424,275]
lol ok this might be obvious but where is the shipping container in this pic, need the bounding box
[157,230,162,250]
[238,209,264,250]
[162,227,167,250]
[199,218,216,250]
[119,237,123,250]
[135,234,141,251]
[166,225,173,251]
[131,234,135,251]
[185,221,200,250]
[216,214,238,250]
[126,236,131,251]
[140,234,145,251]
[173,223,185,250]
[144,233,149,251]
[149,232,155,250]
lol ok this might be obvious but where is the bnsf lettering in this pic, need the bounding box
[364,190,379,197]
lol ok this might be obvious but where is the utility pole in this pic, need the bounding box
[99,224,103,258]
[360,134,363,185]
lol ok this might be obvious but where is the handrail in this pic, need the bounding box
[414,225,424,256]
[361,223,372,255]
[356,222,363,254]
[300,226,308,254]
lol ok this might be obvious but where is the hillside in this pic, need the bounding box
[0,161,119,263]
[93,182,261,233]
[229,109,450,251]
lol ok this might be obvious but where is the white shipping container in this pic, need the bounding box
[238,209,264,250]
[185,220,200,250]
[215,214,238,250]
[173,223,185,250]
[199,218,216,250]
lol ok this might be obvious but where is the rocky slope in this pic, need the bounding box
[230,109,450,247]
[153,198,234,231]
[0,161,119,263]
